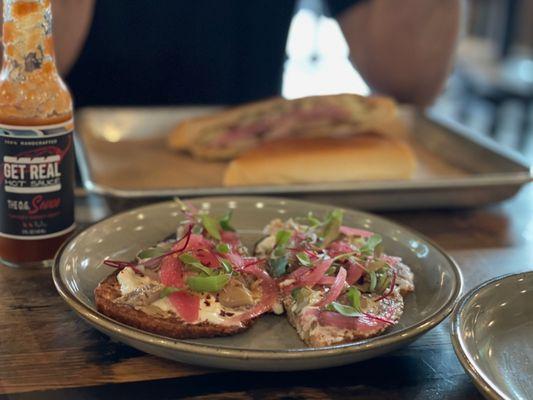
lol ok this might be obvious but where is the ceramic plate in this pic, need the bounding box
[53,196,462,371]
[451,271,533,400]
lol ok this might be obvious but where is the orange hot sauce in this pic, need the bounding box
[0,0,75,267]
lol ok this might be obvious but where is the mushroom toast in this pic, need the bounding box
[94,204,277,339]
[255,210,414,347]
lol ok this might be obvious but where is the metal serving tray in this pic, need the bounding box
[75,106,531,210]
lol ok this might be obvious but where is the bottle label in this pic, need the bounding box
[0,120,75,240]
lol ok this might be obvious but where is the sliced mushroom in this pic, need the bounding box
[219,278,255,308]
[253,235,276,257]
[114,282,164,307]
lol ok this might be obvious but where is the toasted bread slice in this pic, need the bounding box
[168,94,404,161]
[94,273,253,339]
[283,289,404,347]
[223,133,416,186]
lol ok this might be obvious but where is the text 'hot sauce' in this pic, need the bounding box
[0,0,75,267]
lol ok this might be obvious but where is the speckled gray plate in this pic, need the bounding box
[53,196,462,371]
[451,272,533,400]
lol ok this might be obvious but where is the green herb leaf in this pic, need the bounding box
[137,247,168,260]
[272,246,285,258]
[329,302,364,317]
[326,266,337,276]
[179,253,215,276]
[359,234,383,256]
[307,212,322,228]
[374,242,384,258]
[186,274,231,293]
[369,270,377,292]
[160,286,182,298]
[291,288,301,300]
[275,230,292,247]
[366,259,388,272]
[347,287,362,311]
[201,214,221,241]
[270,256,289,277]
[320,209,343,248]
[331,251,359,263]
[378,273,391,292]
[178,253,200,264]
[216,243,230,254]
[219,258,233,273]
[219,211,236,232]
[295,252,312,267]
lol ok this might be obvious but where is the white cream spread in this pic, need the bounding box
[151,297,174,313]
[116,267,247,326]
[198,296,226,324]
[117,267,152,295]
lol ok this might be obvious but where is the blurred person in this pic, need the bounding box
[1,0,464,107]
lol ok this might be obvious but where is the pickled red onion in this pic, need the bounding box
[382,255,402,268]
[288,266,310,280]
[346,262,365,285]
[318,311,389,332]
[283,258,333,293]
[315,267,346,307]
[317,276,335,285]
[228,264,278,323]
[297,258,333,287]
[339,226,374,238]
[327,241,354,257]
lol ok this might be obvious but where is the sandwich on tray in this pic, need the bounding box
[168,93,407,161]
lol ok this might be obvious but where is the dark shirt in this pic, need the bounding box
[66,1,359,107]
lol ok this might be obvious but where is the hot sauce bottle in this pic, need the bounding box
[0,0,75,267]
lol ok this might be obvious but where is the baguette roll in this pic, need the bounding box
[223,134,416,186]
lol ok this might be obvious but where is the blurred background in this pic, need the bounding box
[282,0,533,163]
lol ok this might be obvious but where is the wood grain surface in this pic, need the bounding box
[0,184,531,399]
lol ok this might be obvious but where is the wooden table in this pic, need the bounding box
[1,185,532,399]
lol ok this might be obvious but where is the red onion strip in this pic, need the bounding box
[317,276,336,285]
[283,258,333,293]
[228,264,278,323]
[315,267,346,307]
[339,226,374,238]
[345,261,365,285]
